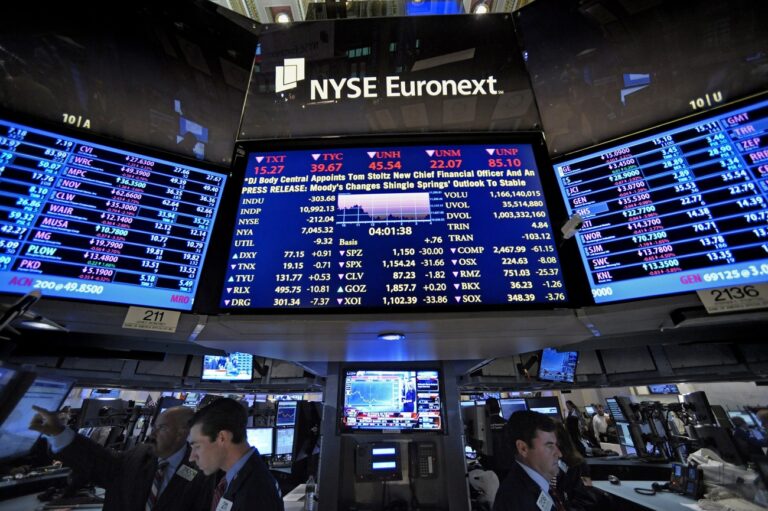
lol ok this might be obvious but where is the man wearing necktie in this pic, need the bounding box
[30,405,214,511]
[493,411,570,511]
[188,398,283,511]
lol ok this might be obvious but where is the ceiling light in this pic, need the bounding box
[473,2,489,13]
[378,332,406,341]
[18,315,67,331]
[275,12,292,23]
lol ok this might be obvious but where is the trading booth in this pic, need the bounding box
[1,0,768,510]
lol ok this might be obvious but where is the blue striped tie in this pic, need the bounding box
[145,461,168,511]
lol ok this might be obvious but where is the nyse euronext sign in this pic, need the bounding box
[275,58,502,101]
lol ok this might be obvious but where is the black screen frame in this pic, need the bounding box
[0,373,75,463]
[0,108,232,312]
[198,131,592,315]
[536,347,579,384]
[200,352,254,382]
[647,384,680,395]
[338,363,447,435]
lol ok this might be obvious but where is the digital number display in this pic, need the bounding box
[0,118,226,310]
[220,141,567,309]
[554,96,768,303]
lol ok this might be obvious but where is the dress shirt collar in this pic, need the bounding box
[225,447,256,490]
[516,460,550,494]
[160,443,188,473]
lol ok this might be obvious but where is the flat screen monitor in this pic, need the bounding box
[0,365,34,424]
[183,392,203,408]
[552,94,768,304]
[728,411,758,428]
[538,348,579,383]
[585,405,595,415]
[275,427,295,456]
[246,427,273,456]
[341,370,443,432]
[201,352,253,381]
[516,0,768,156]
[276,401,298,427]
[648,384,680,395]
[616,421,637,456]
[684,391,716,426]
[0,375,74,461]
[218,134,573,311]
[605,398,625,422]
[0,116,227,310]
[499,398,527,419]
[525,397,562,420]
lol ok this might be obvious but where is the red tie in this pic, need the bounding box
[549,488,566,511]
[145,461,168,511]
[211,477,227,511]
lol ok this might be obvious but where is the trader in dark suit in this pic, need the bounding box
[188,397,283,511]
[493,410,566,511]
[30,405,213,511]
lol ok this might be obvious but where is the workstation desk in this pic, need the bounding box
[593,480,699,511]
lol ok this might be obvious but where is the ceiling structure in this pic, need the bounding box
[210,0,533,24]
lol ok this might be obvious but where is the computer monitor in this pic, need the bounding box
[584,406,595,415]
[694,425,744,465]
[525,397,562,420]
[684,392,716,426]
[0,365,35,425]
[616,422,637,456]
[246,427,274,456]
[0,375,74,461]
[605,398,626,422]
[499,398,528,419]
[728,411,758,428]
[341,369,443,432]
[276,401,298,427]
[275,427,295,456]
[538,348,579,383]
[648,384,680,395]
[201,353,253,381]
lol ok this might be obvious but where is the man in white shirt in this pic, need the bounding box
[591,404,610,442]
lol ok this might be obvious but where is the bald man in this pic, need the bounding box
[31,405,214,511]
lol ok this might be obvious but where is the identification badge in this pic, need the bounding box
[536,491,553,511]
[215,498,233,511]
[176,465,198,481]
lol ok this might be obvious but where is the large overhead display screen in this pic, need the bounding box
[221,138,567,309]
[0,117,227,310]
[554,96,768,304]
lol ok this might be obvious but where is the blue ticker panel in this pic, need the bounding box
[221,140,567,309]
[554,96,768,303]
[0,117,226,310]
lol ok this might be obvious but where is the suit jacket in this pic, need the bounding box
[494,460,607,511]
[220,451,283,511]
[56,434,214,511]
[493,461,563,511]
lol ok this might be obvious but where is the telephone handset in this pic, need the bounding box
[410,441,438,479]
